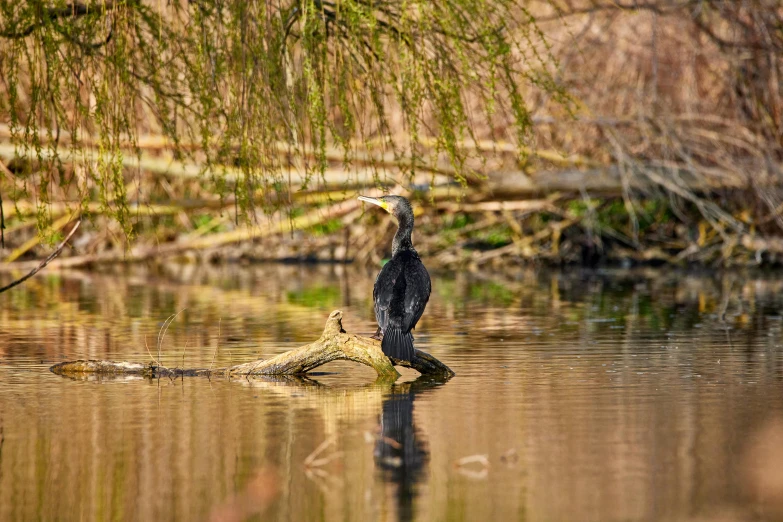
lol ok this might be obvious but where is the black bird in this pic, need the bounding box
[358,195,431,362]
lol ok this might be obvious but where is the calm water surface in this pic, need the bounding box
[1,265,783,521]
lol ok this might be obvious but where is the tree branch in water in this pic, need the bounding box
[50,310,456,380]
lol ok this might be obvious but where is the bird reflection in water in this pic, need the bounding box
[374,378,440,522]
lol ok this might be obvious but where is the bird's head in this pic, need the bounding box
[358,195,413,220]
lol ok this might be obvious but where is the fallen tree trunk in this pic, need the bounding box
[479,164,752,199]
[2,198,365,271]
[50,310,455,380]
[0,138,763,200]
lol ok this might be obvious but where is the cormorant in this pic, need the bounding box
[358,195,431,362]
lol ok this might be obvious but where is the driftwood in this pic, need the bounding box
[50,310,455,380]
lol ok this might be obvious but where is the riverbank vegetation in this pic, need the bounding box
[0,1,781,269]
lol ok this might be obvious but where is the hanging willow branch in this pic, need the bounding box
[0,0,567,237]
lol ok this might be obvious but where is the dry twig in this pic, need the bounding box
[0,217,81,294]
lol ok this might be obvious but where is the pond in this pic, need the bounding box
[1,264,782,521]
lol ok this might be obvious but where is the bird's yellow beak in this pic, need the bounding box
[358,196,389,212]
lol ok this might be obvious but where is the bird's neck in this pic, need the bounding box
[392,214,415,256]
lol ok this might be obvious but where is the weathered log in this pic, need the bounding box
[50,310,455,380]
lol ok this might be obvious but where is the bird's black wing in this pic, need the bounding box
[373,257,404,333]
[401,256,431,333]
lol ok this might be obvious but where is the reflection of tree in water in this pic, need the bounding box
[374,378,440,522]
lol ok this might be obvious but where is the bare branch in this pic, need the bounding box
[0,2,117,39]
[0,217,81,294]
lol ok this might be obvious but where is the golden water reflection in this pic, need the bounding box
[0,266,783,521]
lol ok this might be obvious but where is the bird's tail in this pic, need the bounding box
[381,328,415,362]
